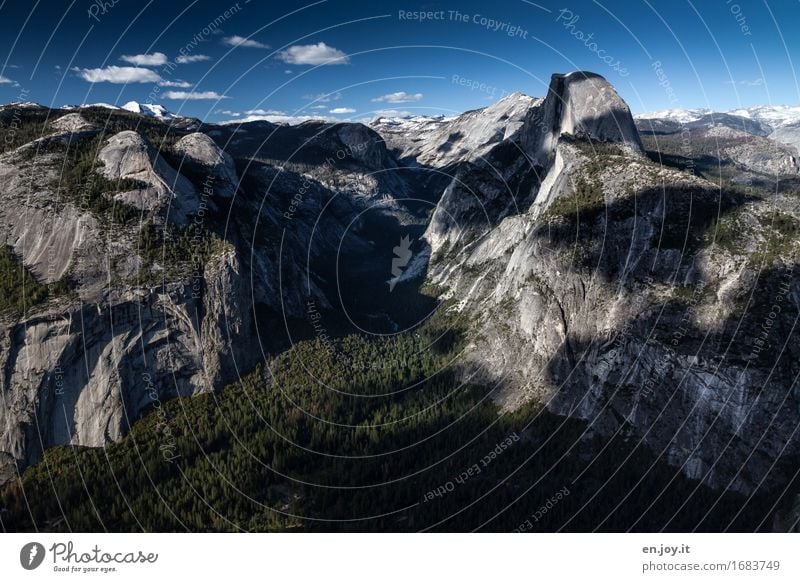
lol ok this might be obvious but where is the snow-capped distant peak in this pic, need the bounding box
[635,108,712,123]
[7,101,45,109]
[64,102,120,111]
[726,105,800,128]
[636,104,800,131]
[120,101,178,119]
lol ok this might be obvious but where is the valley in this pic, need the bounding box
[0,71,798,532]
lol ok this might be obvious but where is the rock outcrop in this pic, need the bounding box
[173,132,239,198]
[98,130,200,224]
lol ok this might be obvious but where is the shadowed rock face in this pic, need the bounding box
[173,132,239,198]
[0,105,419,481]
[422,72,800,495]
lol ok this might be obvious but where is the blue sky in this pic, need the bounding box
[0,0,798,122]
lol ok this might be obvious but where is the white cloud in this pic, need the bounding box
[176,54,212,64]
[163,90,228,100]
[159,80,192,88]
[73,65,162,83]
[278,42,349,65]
[216,109,241,117]
[245,108,285,115]
[310,105,328,110]
[372,91,423,103]
[223,35,269,49]
[120,52,169,66]
[330,107,355,114]
[284,70,293,74]
[0,75,18,86]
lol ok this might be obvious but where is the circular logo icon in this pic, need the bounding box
[20,542,45,570]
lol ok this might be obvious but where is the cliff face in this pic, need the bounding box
[0,108,409,481]
[423,72,800,494]
[524,71,643,163]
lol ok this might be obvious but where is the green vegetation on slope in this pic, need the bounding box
[0,245,71,315]
[52,134,145,225]
[2,306,795,533]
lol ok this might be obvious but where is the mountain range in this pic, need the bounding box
[0,71,798,532]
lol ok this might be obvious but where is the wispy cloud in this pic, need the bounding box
[310,105,328,110]
[372,91,423,103]
[725,78,764,87]
[372,109,414,118]
[244,108,285,115]
[223,35,269,49]
[159,80,192,88]
[176,54,212,64]
[278,42,349,65]
[330,107,355,114]
[302,91,342,102]
[73,66,162,83]
[0,75,19,86]
[120,52,169,66]
[163,90,228,100]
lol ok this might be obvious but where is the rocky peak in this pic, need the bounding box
[525,71,643,162]
[173,132,239,198]
[98,130,200,223]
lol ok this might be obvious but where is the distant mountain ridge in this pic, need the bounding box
[636,105,800,151]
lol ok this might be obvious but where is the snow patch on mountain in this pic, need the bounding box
[120,101,180,120]
[635,108,712,123]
